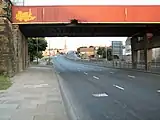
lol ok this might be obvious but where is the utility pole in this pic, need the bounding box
[105,45,107,61]
[64,39,67,54]
[23,0,25,6]
[49,39,51,64]
[155,49,157,68]
[36,38,38,64]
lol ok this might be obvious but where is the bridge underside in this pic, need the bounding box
[19,23,160,37]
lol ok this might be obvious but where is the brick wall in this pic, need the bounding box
[0,17,28,76]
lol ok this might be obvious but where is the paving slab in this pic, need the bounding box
[0,66,68,120]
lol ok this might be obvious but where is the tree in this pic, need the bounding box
[89,46,94,48]
[97,47,113,60]
[77,47,80,53]
[106,48,113,61]
[97,47,106,58]
[28,37,47,61]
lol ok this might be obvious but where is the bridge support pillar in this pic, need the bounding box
[12,25,29,73]
[144,36,152,71]
[0,17,15,76]
[0,17,29,76]
[131,37,138,69]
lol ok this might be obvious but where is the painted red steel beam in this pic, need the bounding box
[12,5,160,24]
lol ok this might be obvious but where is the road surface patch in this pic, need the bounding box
[84,72,88,75]
[92,93,108,97]
[24,84,49,88]
[93,76,99,80]
[128,75,135,78]
[113,84,124,90]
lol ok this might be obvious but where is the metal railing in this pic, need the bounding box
[65,56,160,74]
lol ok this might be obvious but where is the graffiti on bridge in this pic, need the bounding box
[15,9,36,22]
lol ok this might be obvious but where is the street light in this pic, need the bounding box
[105,45,107,62]
[48,39,51,64]
[23,0,25,6]
[36,38,38,64]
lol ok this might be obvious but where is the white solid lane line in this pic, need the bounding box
[128,75,135,78]
[92,93,108,97]
[113,84,124,90]
[84,72,88,75]
[93,76,99,79]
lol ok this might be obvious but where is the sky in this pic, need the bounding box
[12,0,160,50]
[14,0,160,5]
[46,37,126,51]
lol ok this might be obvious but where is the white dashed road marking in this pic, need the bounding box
[128,75,135,78]
[84,72,88,75]
[93,76,99,79]
[113,84,124,90]
[92,93,108,97]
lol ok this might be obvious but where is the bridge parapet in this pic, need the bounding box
[11,5,160,24]
[0,0,12,21]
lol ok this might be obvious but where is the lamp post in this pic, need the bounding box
[105,45,107,61]
[36,38,38,64]
[23,0,25,6]
[49,39,51,64]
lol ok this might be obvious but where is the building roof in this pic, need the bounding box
[79,48,95,52]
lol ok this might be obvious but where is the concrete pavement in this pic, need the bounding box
[53,55,160,120]
[0,65,67,120]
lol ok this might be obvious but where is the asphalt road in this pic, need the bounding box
[53,55,160,120]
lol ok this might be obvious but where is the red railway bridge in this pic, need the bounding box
[11,5,160,37]
[1,0,160,76]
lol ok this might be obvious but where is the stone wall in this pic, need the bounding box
[0,17,28,77]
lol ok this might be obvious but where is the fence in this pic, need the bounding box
[65,56,160,74]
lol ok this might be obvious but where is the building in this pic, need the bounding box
[42,49,58,57]
[124,37,160,63]
[152,48,160,62]
[124,37,145,62]
[125,37,132,62]
[112,41,123,60]
[79,47,95,59]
